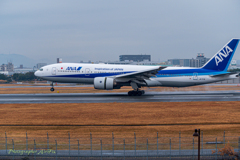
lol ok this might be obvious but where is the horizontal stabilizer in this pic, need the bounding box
[210,72,239,77]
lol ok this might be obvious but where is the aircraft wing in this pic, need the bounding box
[112,66,166,84]
[210,72,239,77]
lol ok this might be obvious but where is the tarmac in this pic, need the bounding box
[0,90,240,104]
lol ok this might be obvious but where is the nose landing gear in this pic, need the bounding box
[50,82,55,92]
[50,87,55,92]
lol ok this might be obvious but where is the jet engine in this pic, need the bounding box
[94,77,117,90]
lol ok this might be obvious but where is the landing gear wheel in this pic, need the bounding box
[137,91,142,96]
[128,91,134,96]
[50,88,55,92]
[128,90,145,96]
[133,91,137,96]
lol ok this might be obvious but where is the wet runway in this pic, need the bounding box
[0,149,217,157]
[0,90,240,103]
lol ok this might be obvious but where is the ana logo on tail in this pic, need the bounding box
[215,45,233,66]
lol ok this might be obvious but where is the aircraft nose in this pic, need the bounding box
[34,71,39,77]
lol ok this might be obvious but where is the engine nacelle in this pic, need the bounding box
[94,77,116,90]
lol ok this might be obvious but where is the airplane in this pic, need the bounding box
[34,39,239,96]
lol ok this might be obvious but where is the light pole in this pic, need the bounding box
[193,129,200,160]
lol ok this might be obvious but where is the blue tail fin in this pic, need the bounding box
[202,39,239,71]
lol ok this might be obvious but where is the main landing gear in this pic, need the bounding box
[128,90,145,96]
[50,82,55,92]
[128,82,145,96]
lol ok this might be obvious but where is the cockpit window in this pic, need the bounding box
[39,68,43,71]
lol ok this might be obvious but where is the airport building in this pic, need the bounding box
[36,63,47,69]
[119,55,151,62]
[57,58,62,63]
[196,53,210,67]
[168,59,190,67]
[168,53,210,67]
[0,62,14,72]
[190,58,200,67]
[105,60,170,66]
[14,67,34,74]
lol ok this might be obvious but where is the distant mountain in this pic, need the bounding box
[0,54,44,68]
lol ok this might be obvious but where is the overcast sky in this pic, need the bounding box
[1,0,240,63]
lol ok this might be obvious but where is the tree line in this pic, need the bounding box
[0,72,39,83]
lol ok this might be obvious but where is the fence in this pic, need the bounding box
[0,131,239,159]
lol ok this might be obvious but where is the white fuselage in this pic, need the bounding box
[34,63,238,88]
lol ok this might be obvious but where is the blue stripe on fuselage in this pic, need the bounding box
[45,71,133,78]
[158,68,225,74]
[156,68,228,78]
[45,68,227,79]
[156,68,227,77]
